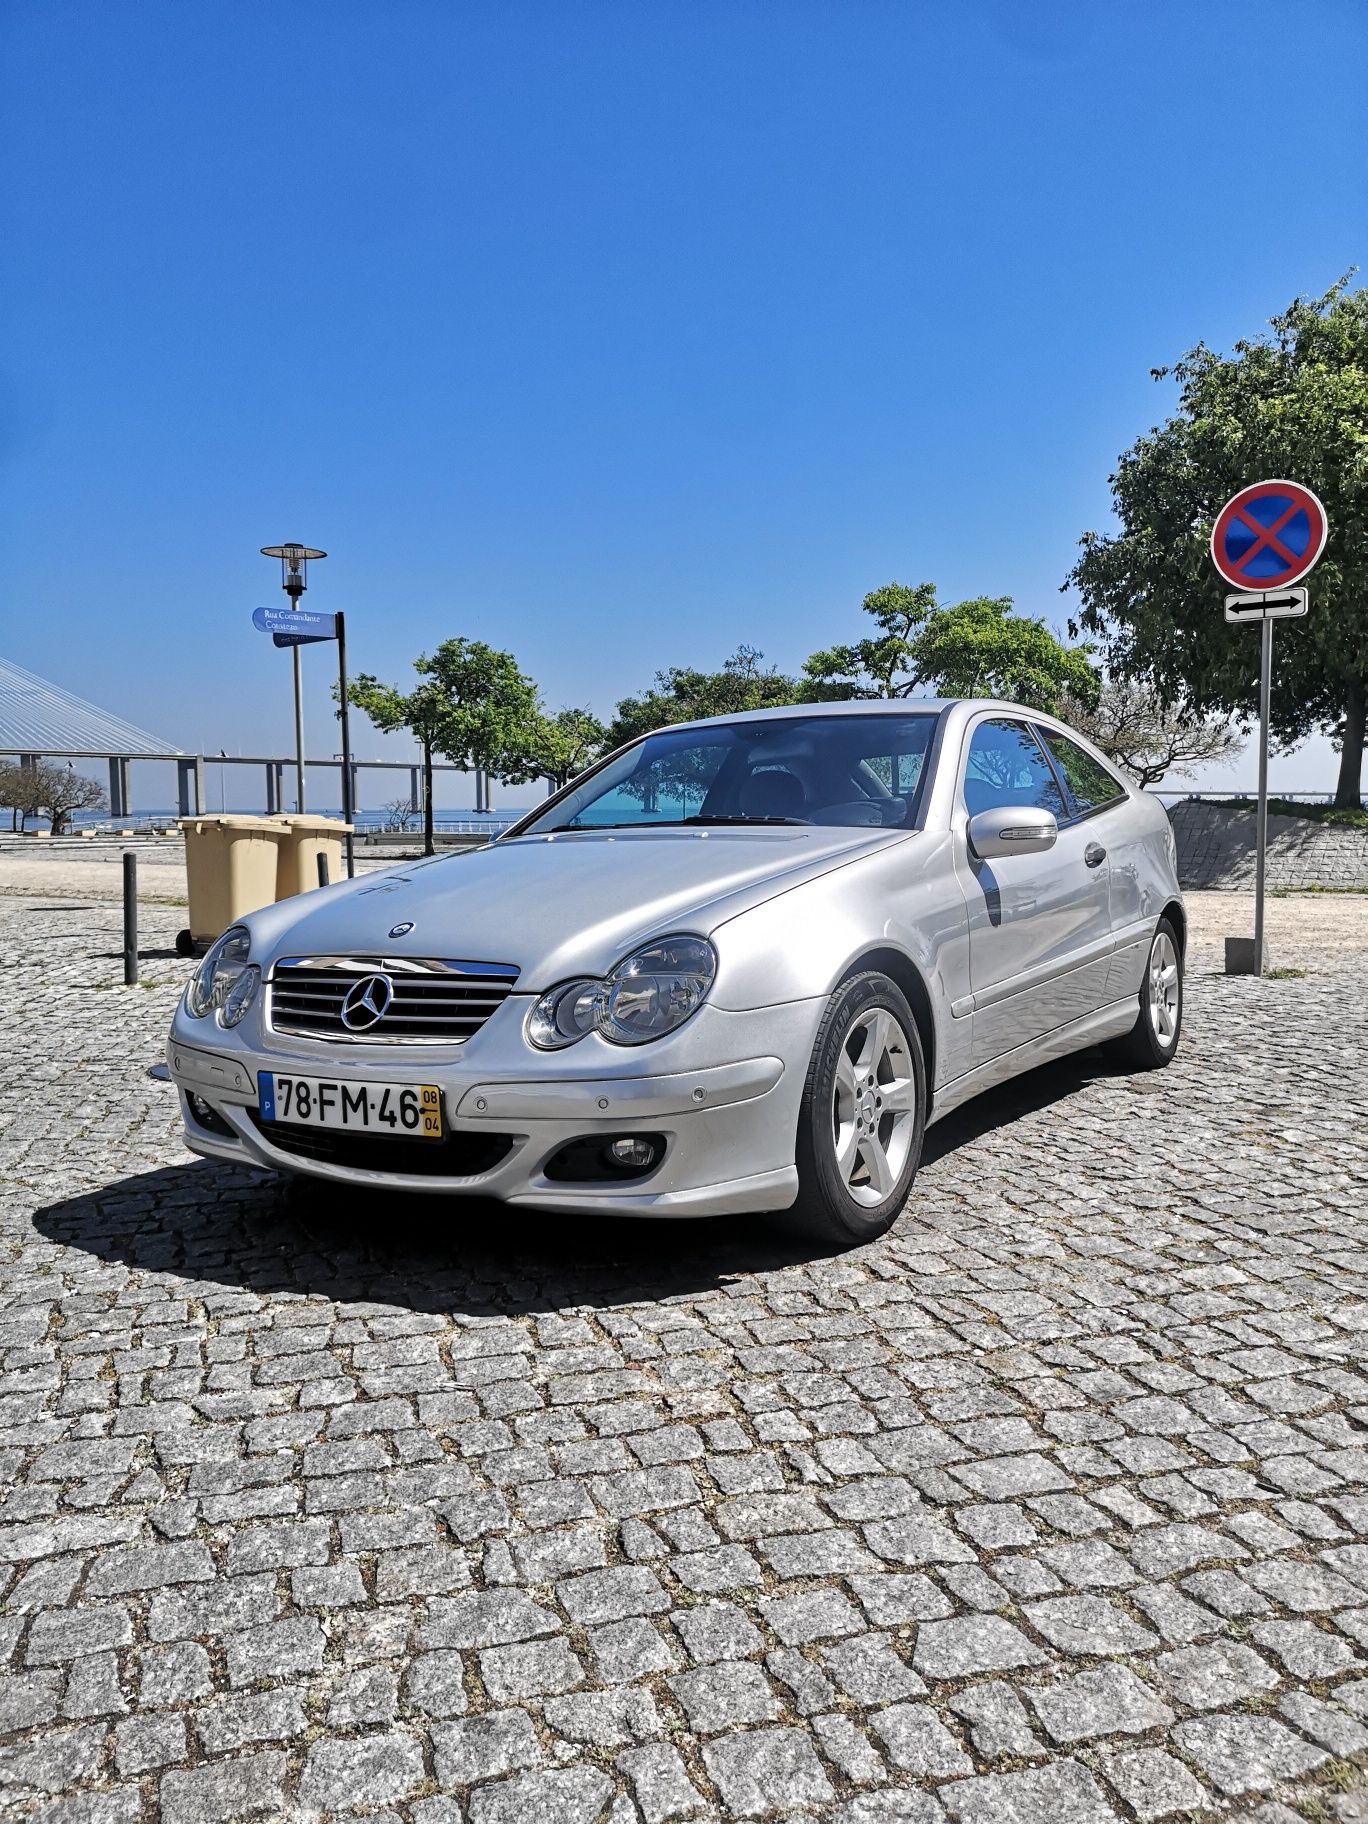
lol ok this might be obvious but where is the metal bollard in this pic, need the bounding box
[316,852,331,889]
[123,852,138,985]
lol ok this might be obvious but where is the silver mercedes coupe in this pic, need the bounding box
[168,699,1184,1244]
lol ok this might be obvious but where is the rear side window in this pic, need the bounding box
[962,719,1066,819]
[1036,730,1127,818]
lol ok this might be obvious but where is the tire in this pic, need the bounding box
[791,970,926,1246]
[175,928,196,958]
[1106,916,1183,1070]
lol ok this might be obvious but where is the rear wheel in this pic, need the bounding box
[791,970,926,1246]
[1106,916,1183,1069]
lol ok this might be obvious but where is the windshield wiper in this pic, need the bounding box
[679,814,808,827]
[531,815,809,835]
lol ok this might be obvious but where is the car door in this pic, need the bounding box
[951,716,1113,1067]
[1031,724,1141,1000]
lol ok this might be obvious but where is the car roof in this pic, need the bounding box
[651,697,1052,736]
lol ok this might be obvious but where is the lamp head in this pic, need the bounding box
[261,543,326,599]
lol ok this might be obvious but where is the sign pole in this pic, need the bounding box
[1254,614,1273,972]
[336,611,355,879]
[291,638,306,814]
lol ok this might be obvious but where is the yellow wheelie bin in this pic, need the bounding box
[272,815,352,898]
[176,816,287,955]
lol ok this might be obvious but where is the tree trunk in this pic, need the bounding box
[422,743,435,856]
[1335,678,1366,809]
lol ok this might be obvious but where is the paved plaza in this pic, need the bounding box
[2,890,1367,1824]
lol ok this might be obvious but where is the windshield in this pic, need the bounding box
[516,713,938,836]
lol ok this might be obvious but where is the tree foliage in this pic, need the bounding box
[605,646,798,748]
[912,595,1098,712]
[800,583,939,699]
[1060,677,1243,789]
[514,707,607,791]
[1067,277,1368,807]
[347,639,540,854]
[802,582,1096,713]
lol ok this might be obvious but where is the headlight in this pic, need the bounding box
[186,926,255,1024]
[528,935,717,1050]
[219,965,261,1028]
[596,935,717,1045]
[527,978,601,1050]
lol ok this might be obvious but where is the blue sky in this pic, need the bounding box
[2,0,1365,806]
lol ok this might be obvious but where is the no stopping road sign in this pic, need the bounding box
[1211,480,1328,591]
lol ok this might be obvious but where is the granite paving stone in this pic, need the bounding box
[701,1725,835,1815]
[1026,1663,1173,1744]
[3,892,1367,1820]
[1097,1747,1209,1822]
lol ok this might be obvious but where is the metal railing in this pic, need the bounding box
[0,744,555,824]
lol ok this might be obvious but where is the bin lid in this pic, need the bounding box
[267,816,355,833]
[176,816,289,835]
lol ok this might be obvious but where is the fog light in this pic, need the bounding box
[186,1093,234,1138]
[609,1136,657,1168]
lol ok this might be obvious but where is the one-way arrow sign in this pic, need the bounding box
[1223,587,1309,624]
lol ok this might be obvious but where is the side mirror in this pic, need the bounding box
[967,804,1058,859]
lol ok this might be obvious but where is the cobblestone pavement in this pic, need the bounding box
[2,894,1368,1824]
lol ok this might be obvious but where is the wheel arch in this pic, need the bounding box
[1161,898,1187,955]
[842,945,937,1098]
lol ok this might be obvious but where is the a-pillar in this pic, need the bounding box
[108,756,131,820]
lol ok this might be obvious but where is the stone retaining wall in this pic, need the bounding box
[1170,798,1368,890]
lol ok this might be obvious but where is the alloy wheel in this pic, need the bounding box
[831,1005,918,1207]
[1148,930,1181,1048]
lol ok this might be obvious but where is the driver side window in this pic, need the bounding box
[962,719,1065,819]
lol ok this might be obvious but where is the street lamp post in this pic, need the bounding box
[260,543,327,812]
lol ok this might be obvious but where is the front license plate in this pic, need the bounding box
[260,1072,443,1140]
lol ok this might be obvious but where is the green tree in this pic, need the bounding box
[507,706,607,792]
[1067,278,1368,808]
[912,595,1098,712]
[605,646,798,748]
[800,581,939,699]
[802,582,1097,712]
[347,639,540,854]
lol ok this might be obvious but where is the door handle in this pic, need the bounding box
[1084,842,1107,868]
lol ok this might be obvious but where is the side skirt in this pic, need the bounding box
[927,995,1139,1128]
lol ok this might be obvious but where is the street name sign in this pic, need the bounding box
[252,605,338,648]
[1223,587,1309,624]
[1211,480,1328,592]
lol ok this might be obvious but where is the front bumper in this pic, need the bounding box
[167,997,824,1216]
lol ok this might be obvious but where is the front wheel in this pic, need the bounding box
[791,970,926,1246]
[1106,916,1183,1070]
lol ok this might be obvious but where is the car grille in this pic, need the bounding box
[268,955,520,1044]
[246,1113,514,1177]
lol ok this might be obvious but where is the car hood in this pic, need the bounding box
[247,826,898,987]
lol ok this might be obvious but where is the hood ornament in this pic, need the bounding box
[388,921,414,938]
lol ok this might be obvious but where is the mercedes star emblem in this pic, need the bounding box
[340,973,394,1031]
